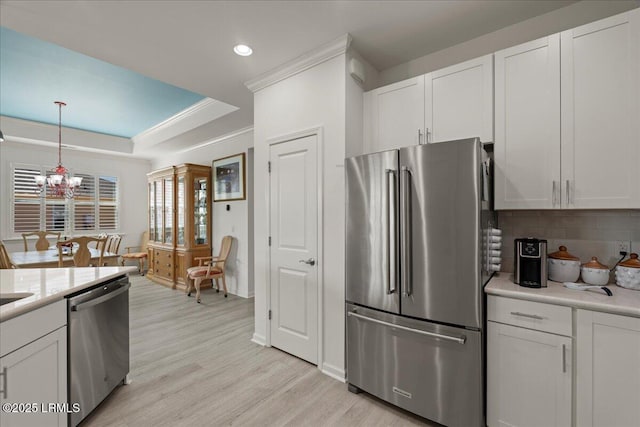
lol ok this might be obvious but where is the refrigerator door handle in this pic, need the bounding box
[400,166,412,297]
[386,169,397,294]
[347,310,466,344]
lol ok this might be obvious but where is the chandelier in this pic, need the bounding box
[34,101,82,198]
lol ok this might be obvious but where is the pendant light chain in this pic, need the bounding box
[34,101,81,198]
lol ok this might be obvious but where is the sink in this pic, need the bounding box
[0,292,34,306]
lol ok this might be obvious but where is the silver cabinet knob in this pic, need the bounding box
[299,258,316,266]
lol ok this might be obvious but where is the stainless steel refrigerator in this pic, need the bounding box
[345,138,497,427]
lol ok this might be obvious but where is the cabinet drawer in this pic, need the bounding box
[154,262,173,279]
[487,296,572,336]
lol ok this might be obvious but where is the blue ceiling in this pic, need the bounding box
[0,26,206,138]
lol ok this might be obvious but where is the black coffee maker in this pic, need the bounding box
[514,238,547,288]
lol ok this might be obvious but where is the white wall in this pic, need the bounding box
[345,50,367,158]
[0,139,150,253]
[151,130,254,298]
[377,0,638,87]
[253,54,348,379]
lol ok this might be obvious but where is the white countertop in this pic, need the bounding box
[485,273,640,318]
[0,266,137,321]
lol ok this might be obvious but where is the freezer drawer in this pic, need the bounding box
[346,303,483,427]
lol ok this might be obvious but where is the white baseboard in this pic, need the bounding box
[251,333,266,346]
[321,362,346,382]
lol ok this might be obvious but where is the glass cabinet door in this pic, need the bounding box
[194,178,208,245]
[149,182,155,241]
[177,177,185,246]
[164,177,173,244]
[155,180,163,242]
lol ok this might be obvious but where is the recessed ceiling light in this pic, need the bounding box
[233,44,253,56]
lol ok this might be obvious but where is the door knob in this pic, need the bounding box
[299,258,316,266]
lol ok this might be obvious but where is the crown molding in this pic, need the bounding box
[245,33,352,93]
[132,98,238,148]
[0,115,134,154]
[174,126,254,154]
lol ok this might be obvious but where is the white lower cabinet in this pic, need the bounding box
[487,296,572,427]
[576,310,640,427]
[0,300,67,427]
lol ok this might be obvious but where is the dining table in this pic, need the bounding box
[9,248,120,268]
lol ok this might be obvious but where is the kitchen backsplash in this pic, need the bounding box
[498,210,640,274]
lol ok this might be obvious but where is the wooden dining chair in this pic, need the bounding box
[120,231,149,274]
[105,234,122,254]
[0,241,18,269]
[186,236,233,303]
[57,236,107,267]
[22,231,61,251]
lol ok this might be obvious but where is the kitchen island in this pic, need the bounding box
[0,266,136,427]
[0,266,136,321]
[485,272,640,427]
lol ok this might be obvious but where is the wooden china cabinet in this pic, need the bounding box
[147,163,212,290]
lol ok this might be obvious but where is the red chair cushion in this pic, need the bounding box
[122,252,147,259]
[187,266,222,277]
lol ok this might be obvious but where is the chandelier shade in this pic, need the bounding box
[35,101,82,198]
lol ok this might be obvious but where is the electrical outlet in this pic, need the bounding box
[615,240,631,256]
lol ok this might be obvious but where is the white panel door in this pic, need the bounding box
[494,35,561,209]
[561,9,640,208]
[363,75,425,153]
[487,321,572,427]
[0,327,67,427]
[269,135,318,364]
[576,310,640,427]
[425,54,493,143]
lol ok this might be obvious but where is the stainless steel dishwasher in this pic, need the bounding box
[67,275,130,426]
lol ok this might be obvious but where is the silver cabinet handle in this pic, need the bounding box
[566,180,570,206]
[510,311,544,320]
[400,166,412,297]
[385,169,397,295]
[417,129,423,144]
[299,258,315,266]
[425,127,431,143]
[562,344,567,373]
[0,366,7,399]
[552,181,557,207]
[348,311,466,344]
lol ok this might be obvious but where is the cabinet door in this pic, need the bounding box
[0,327,67,427]
[561,9,640,208]
[494,35,561,209]
[487,321,571,427]
[576,310,640,427]
[425,54,493,144]
[363,75,424,153]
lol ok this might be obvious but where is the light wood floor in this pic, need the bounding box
[83,275,435,426]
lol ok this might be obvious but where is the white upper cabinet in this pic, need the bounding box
[495,9,639,209]
[561,9,640,208]
[494,35,561,209]
[425,54,493,143]
[362,54,493,154]
[363,75,424,153]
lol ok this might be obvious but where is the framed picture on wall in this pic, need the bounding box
[213,153,246,201]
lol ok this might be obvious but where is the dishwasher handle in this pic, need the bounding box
[70,282,130,312]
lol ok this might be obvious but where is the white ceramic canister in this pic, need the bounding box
[547,245,580,283]
[615,253,640,290]
[581,257,610,286]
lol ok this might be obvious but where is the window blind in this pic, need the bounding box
[12,165,119,235]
